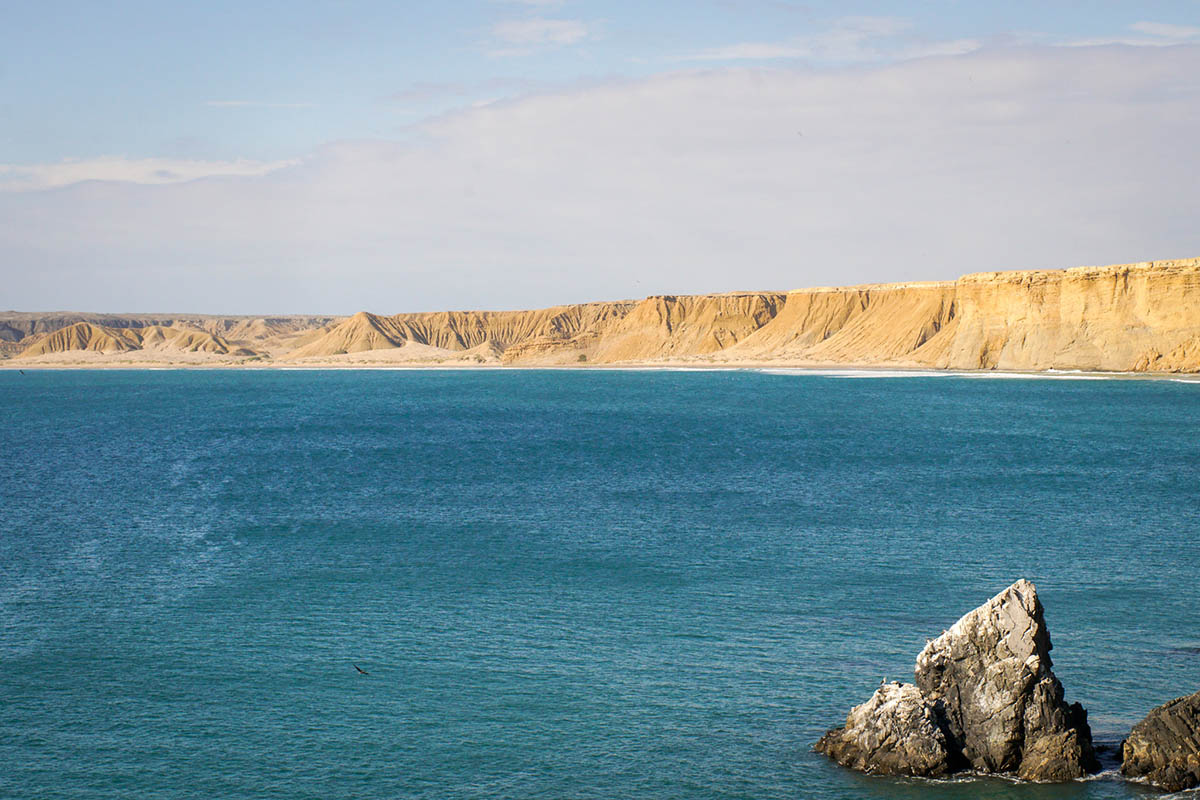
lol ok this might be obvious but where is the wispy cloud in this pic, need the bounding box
[0,156,298,192]
[690,42,809,61]
[387,77,540,104]
[205,100,317,109]
[677,16,980,65]
[1059,20,1200,48]
[678,16,1200,66]
[1130,21,1200,40]
[490,17,590,55]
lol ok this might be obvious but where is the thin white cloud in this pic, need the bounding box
[678,16,977,64]
[0,157,298,192]
[491,17,589,51]
[1131,21,1200,40]
[387,77,540,103]
[902,39,982,59]
[838,16,912,36]
[206,100,317,108]
[681,17,1200,65]
[2,46,1198,314]
[687,42,808,61]
[1060,21,1200,48]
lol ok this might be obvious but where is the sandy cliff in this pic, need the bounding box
[714,258,1200,372]
[284,294,786,365]
[939,261,1200,371]
[0,313,338,361]
[723,282,956,365]
[5,257,1199,372]
[18,322,255,359]
[284,302,631,361]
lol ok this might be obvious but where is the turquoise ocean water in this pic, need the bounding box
[2,369,1198,799]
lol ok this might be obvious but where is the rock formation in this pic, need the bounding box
[815,682,952,777]
[5,256,1200,371]
[914,579,1097,781]
[817,580,1098,782]
[1121,690,1200,792]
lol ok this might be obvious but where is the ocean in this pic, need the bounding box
[2,368,1198,799]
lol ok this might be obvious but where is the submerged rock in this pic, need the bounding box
[1121,690,1200,792]
[815,682,952,777]
[817,579,1097,782]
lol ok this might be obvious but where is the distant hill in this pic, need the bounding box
[18,322,252,357]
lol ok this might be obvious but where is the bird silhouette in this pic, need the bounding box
[354,664,370,676]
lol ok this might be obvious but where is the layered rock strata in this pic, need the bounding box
[817,580,1097,782]
[1121,690,1200,792]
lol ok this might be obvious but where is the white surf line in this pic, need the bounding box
[758,368,952,378]
[757,367,1188,381]
[961,372,1113,380]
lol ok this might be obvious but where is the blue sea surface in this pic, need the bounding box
[2,369,1198,799]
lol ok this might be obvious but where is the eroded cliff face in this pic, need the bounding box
[937,260,1200,371]
[591,293,785,362]
[7,257,1200,371]
[281,293,784,364]
[714,258,1200,372]
[282,302,638,362]
[18,322,249,356]
[0,313,336,343]
[724,282,957,365]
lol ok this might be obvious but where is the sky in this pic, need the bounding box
[2,0,1200,313]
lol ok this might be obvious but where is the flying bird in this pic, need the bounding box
[354,664,370,676]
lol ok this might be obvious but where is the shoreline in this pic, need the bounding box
[3,360,1198,381]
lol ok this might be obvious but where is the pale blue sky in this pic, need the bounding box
[5,0,1199,164]
[2,2,1199,312]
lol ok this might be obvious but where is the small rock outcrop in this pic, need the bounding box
[815,682,952,777]
[1121,690,1200,792]
[817,580,1098,782]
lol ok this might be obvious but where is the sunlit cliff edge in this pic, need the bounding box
[4,257,1200,372]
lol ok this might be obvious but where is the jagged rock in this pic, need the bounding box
[913,579,1097,781]
[816,580,1097,782]
[815,682,952,777]
[1121,690,1200,791]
